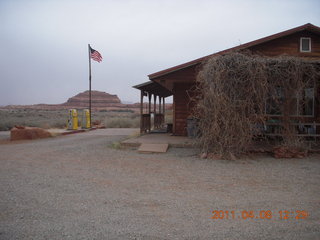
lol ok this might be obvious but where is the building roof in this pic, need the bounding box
[133,81,172,97]
[148,23,320,80]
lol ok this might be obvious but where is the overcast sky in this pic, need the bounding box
[1,0,319,105]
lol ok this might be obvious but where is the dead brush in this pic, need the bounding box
[192,52,320,159]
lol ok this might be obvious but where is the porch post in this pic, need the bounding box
[158,95,161,114]
[153,94,157,130]
[148,93,152,132]
[140,90,143,133]
[153,94,157,114]
[148,93,152,114]
[163,97,165,122]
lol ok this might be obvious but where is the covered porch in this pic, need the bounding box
[133,81,172,134]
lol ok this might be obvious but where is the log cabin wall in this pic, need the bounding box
[248,32,320,129]
[248,31,320,58]
[152,65,198,92]
[149,26,320,136]
[152,66,199,135]
[172,82,196,135]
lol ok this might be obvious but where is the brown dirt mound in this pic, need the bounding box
[10,126,52,141]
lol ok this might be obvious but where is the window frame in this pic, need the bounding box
[300,37,311,52]
[299,87,315,117]
[265,87,315,117]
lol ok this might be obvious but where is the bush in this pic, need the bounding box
[0,109,140,131]
[193,52,320,158]
[0,109,68,130]
[105,117,139,128]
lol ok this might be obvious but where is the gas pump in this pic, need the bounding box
[82,109,91,129]
[67,109,78,130]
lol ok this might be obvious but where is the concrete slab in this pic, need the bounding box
[138,143,169,153]
[121,133,195,148]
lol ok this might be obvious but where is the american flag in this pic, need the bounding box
[90,46,102,62]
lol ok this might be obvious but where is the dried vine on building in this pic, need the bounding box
[193,52,319,159]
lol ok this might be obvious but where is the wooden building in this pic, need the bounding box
[134,23,320,136]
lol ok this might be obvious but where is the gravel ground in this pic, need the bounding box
[0,131,10,141]
[0,129,319,240]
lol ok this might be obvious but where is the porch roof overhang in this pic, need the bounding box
[133,81,172,98]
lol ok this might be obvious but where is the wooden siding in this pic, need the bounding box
[315,84,320,132]
[248,31,320,58]
[153,29,320,136]
[173,82,196,135]
[153,66,198,92]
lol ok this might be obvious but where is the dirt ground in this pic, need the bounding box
[0,129,319,239]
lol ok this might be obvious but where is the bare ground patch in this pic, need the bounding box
[0,130,319,239]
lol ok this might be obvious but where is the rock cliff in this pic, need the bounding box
[1,90,147,112]
[63,90,121,108]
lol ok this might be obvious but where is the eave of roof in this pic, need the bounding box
[133,81,154,89]
[133,81,172,97]
[148,23,320,80]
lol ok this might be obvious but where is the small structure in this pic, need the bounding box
[134,23,320,136]
[133,81,172,133]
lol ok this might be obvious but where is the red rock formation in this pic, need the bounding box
[11,126,52,140]
[64,90,121,108]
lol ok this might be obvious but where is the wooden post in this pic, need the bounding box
[153,94,157,114]
[148,93,152,132]
[148,93,152,114]
[153,94,157,130]
[163,97,165,122]
[159,95,161,114]
[140,90,143,133]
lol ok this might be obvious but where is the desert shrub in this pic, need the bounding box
[104,117,139,128]
[114,109,134,113]
[130,113,140,119]
[0,109,68,130]
[0,109,140,130]
[193,52,320,158]
[109,141,123,149]
[0,121,14,131]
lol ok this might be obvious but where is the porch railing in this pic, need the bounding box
[264,122,320,137]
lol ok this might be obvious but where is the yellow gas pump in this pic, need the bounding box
[67,109,78,130]
[82,109,91,129]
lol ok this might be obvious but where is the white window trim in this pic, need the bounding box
[300,37,311,52]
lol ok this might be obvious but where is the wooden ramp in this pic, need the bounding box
[138,143,169,153]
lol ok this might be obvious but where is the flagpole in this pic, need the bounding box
[88,44,92,128]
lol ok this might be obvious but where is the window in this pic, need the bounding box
[300,88,314,116]
[265,87,314,116]
[300,37,311,52]
[265,88,284,115]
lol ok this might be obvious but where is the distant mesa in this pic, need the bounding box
[63,90,121,108]
[2,90,140,111]
[1,90,169,111]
